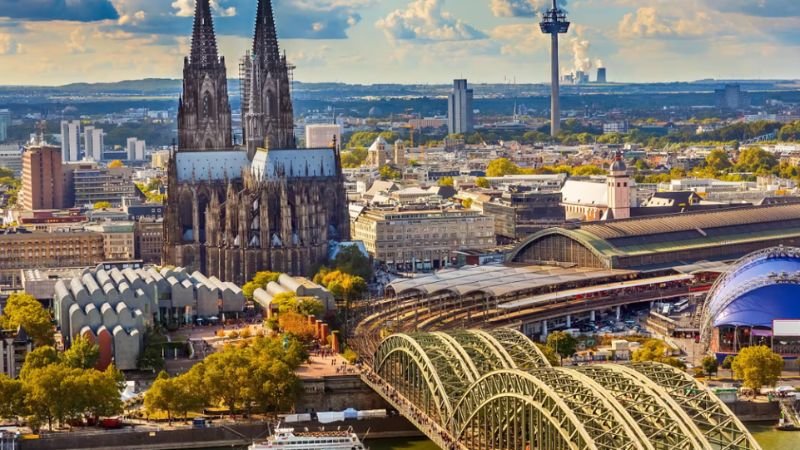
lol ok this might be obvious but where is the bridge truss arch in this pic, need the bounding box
[369,329,762,450]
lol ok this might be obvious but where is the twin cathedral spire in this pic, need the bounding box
[178,0,295,157]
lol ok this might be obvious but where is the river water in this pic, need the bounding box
[212,427,793,450]
[748,423,799,449]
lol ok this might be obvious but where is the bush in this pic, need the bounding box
[342,348,358,364]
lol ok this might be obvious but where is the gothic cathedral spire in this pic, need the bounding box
[253,0,280,68]
[243,0,297,159]
[178,0,233,151]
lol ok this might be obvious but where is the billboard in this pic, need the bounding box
[773,320,800,337]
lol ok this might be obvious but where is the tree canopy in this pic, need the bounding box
[731,345,783,391]
[631,340,685,369]
[145,336,306,418]
[271,292,324,317]
[546,331,577,363]
[0,292,53,346]
[242,271,282,302]
[329,245,373,280]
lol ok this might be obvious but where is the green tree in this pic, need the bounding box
[701,355,719,377]
[202,349,251,417]
[721,355,735,370]
[475,177,490,188]
[438,176,454,187]
[0,374,23,420]
[735,147,778,174]
[62,335,100,369]
[731,345,783,391]
[144,371,198,423]
[546,331,577,364]
[20,346,60,378]
[330,245,373,280]
[93,201,112,210]
[705,149,732,172]
[0,293,53,346]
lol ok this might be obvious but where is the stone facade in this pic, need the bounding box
[163,0,349,284]
[177,0,232,151]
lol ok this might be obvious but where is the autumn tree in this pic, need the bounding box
[475,177,490,188]
[632,340,685,369]
[731,346,783,391]
[329,244,373,280]
[93,201,112,210]
[438,176,454,187]
[271,292,324,317]
[0,292,53,346]
[278,312,318,343]
[486,158,522,177]
[107,160,124,169]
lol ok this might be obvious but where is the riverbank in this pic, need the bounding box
[17,417,421,450]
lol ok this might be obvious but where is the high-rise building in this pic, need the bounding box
[60,120,81,162]
[71,162,136,207]
[20,144,66,211]
[305,124,342,149]
[596,67,607,84]
[0,109,10,143]
[126,138,146,161]
[447,79,474,135]
[84,126,104,162]
[0,144,23,176]
[715,84,751,110]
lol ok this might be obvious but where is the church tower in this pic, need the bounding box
[607,151,631,220]
[242,0,297,159]
[177,0,233,151]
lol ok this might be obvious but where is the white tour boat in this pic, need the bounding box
[249,426,367,450]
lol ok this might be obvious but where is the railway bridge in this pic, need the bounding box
[358,329,761,450]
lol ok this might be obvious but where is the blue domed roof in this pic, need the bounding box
[706,248,800,328]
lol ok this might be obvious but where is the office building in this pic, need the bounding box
[351,207,495,272]
[715,84,751,110]
[0,144,23,176]
[60,120,81,162]
[84,126,105,162]
[0,229,104,287]
[447,79,474,135]
[127,138,146,161]
[597,67,607,83]
[85,221,136,260]
[151,150,171,169]
[72,163,137,207]
[0,109,10,143]
[305,124,342,149]
[20,144,66,211]
[135,218,163,264]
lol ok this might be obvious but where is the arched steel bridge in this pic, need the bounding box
[360,328,761,450]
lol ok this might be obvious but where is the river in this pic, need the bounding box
[748,422,799,449]
[211,427,792,450]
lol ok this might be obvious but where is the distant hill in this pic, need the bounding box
[59,78,182,94]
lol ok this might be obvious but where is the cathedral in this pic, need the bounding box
[163,0,350,284]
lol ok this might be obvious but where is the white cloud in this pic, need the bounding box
[0,33,22,55]
[376,0,486,41]
[171,0,236,18]
[618,7,711,39]
[490,0,566,18]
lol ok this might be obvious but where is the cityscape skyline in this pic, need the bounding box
[0,0,798,86]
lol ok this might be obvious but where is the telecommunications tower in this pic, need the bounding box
[540,0,570,137]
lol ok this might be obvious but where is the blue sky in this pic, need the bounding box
[0,0,798,85]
